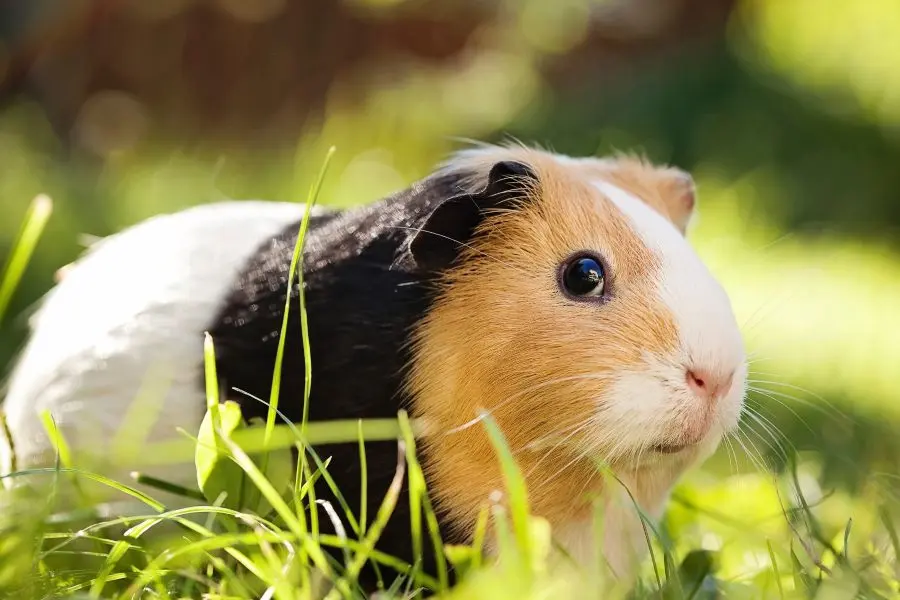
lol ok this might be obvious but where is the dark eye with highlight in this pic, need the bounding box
[561,255,606,298]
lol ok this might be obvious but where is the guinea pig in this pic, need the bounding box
[0,143,747,589]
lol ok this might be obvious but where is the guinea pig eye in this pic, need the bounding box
[561,255,606,298]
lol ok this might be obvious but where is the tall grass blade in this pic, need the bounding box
[478,410,533,575]
[216,430,335,591]
[130,417,425,468]
[878,506,900,564]
[358,419,368,537]
[767,539,785,600]
[266,146,336,445]
[0,194,52,326]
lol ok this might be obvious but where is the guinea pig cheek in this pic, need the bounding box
[584,299,739,463]
[595,360,698,461]
[591,178,747,462]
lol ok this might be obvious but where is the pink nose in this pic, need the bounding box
[686,367,734,401]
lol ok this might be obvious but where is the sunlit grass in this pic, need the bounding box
[0,193,52,327]
[0,149,899,599]
[0,80,898,595]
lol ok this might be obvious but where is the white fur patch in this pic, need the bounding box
[0,201,313,503]
[552,470,674,583]
[535,179,748,582]
[593,179,746,430]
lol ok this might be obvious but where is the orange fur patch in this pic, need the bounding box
[406,145,685,540]
[576,155,697,235]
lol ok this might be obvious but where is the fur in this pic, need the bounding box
[0,201,317,503]
[0,143,747,591]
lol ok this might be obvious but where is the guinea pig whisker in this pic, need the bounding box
[749,385,851,441]
[745,388,816,438]
[385,225,523,273]
[536,434,606,490]
[600,418,641,468]
[446,373,609,435]
[520,421,594,476]
[519,420,592,457]
[746,379,852,426]
[519,413,600,453]
[627,439,651,480]
[727,430,762,473]
[739,293,787,337]
[231,386,299,429]
[729,428,773,474]
[521,419,599,479]
[572,466,602,506]
[745,356,780,367]
[744,425,788,467]
[747,376,832,403]
[742,404,791,449]
[740,409,791,462]
[721,435,739,476]
[752,230,796,255]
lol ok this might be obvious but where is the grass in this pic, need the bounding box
[0,194,52,328]
[1,158,900,599]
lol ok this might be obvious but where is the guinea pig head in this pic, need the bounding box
[404,146,747,536]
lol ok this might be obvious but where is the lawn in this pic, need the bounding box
[1,139,899,600]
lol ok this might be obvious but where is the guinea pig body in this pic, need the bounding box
[0,201,321,500]
[0,144,747,589]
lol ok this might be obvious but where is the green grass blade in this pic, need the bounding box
[110,362,174,464]
[305,450,362,536]
[401,420,423,567]
[358,419,368,537]
[266,146,336,446]
[203,332,221,422]
[0,467,165,512]
[841,518,852,565]
[399,409,448,590]
[89,538,135,598]
[315,534,440,591]
[297,145,335,433]
[479,410,533,572]
[598,463,666,592]
[301,455,319,538]
[215,430,336,589]
[228,394,366,542]
[767,538,785,600]
[471,502,490,571]
[0,194,52,327]
[38,410,89,503]
[129,417,426,468]
[38,411,75,470]
[330,439,407,599]
[878,506,900,563]
[0,406,16,474]
[263,148,334,547]
[129,472,205,501]
[119,530,305,599]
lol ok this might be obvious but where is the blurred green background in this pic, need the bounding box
[1,0,899,587]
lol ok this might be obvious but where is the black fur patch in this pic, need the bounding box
[205,164,537,591]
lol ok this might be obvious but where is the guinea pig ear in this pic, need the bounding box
[409,160,537,272]
[660,168,697,235]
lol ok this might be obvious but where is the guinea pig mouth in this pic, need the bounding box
[651,442,690,454]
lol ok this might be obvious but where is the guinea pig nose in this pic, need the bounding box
[686,367,734,401]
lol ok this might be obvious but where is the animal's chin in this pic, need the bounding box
[652,428,730,464]
[650,423,726,457]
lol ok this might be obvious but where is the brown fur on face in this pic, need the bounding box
[405,145,694,540]
[573,154,697,235]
